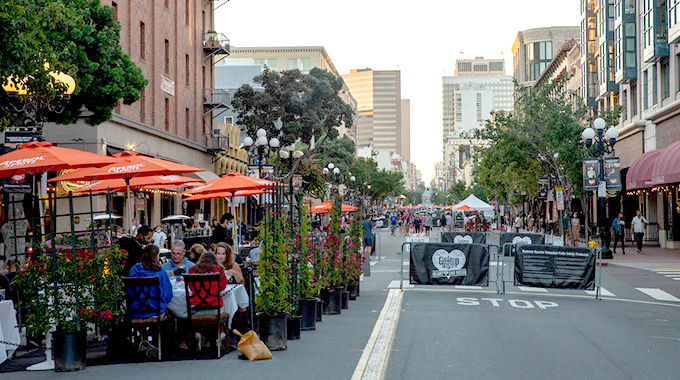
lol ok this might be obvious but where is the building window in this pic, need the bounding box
[662,58,670,99]
[631,81,638,116]
[643,0,653,49]
[185,54,190,87]
[140,22,145,61]
[287,58,310,71]
[165,98,170,131]
[224,116,233,125]
[652,64,658,105]
[165,0,169,9]
[253,58,277,68]
[112,2,118,22]
[140,87,146,122]
[615,25,622,73]
[621,90,627,121]
[186,108,190,136]
[671,0,680,29]
[476,93,482,122]
[186,0,190,26]
[164,39,170,75]
[642,70,648,109]
[526,41,552,81]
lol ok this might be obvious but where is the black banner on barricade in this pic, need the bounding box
[410,243,489,285]
[500,232,545,256]
[514,245,595,290]
[441,231,486,244]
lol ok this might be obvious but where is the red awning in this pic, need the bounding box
[651,140,680,186]
[626,150,662,190]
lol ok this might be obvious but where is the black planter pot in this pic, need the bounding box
[287,315,301,340]
[300,299,317,331]
[321,288,341,315]
[341,291,349,309]
[348,284,358,300]
[315,299,323,322]
[53,330,87,372]
[257,313,287,351]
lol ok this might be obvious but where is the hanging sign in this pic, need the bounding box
[555,186,564,211]
[537,178,549,199]
[410,243,489,285]
[583,158,600,191]
[604,157,622,190]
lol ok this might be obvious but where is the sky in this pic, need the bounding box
[215,0,580,183]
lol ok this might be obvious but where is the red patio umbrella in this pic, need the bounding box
[0,141,116,178]
[452,205,477,211]
[308,201,358,214]
[73,175,202,194]
[180,172,275,196]
[49,151,204,230]
[183,189,267,201]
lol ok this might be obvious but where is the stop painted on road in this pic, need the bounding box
[456,297,558,309]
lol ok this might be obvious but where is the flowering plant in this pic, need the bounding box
[13,243,126,338]
[326,195,344,287]
[256,210,292,315]
[298,207,321,300]
[342,213,364,286]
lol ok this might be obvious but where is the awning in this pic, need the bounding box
[192,170,220,183]
[651,140,680,186]
[625,150,662,190]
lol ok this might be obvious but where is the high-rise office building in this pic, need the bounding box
[401,99,411,162]
[342,69,403,155]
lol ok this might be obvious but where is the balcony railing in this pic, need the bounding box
[203,32,230,52]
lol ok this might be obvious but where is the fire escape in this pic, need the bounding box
[203,0,231,158]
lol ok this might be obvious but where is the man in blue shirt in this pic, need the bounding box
[611,212,626,254]
[389,214,398,236]
[161,240,195,273]
[361,215,376,258]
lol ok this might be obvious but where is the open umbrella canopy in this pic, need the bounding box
[180,172,276,196]
[308,201,358,214]
[0,141,117,178]
[183,189,267,201]
[143,180,205,190]
[452,205,477,211]
[73,175,202,194]
[49,151,204,182]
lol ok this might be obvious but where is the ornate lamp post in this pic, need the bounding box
[582,117,619,246]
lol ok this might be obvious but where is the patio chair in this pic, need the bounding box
[183,273,229,358]
[122,276,169,361]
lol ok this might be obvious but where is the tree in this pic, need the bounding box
[0,0,147,128]
[231,67,354,153]
[318,135,356,174]
[348,157,404,205]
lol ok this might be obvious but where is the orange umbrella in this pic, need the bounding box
[49,151,204,230]
[143,181,205,190]
[73,175,202,194]
[452,205,477,211]
[0,141,116,178]
[180,172,276,196]
[309,201,358,214]
[183,189,267,201]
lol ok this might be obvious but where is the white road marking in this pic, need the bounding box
[585,287,616,297]
[370,261,379,266]
[371,270,401,273]
[351,289,403,380]
[455,285,483,290]
[518,286,549,293]
[387,280,413,289]
[636,288,680,302]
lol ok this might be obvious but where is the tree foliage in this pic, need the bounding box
[232,67,354,152]
[349,157,404,204]
[0,0,147,128]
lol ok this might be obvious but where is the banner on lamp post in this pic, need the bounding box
[583,158,600,191]
[555,186,564,211]
[604,157,622,190]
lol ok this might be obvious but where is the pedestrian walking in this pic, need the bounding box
[611,212,626,254]
[362,214,376,259]
[423,213,433,236]
[389,213,398,236]
[514,214,522,233]
[571,213,580,245]
[630,210,648,254]
[445,212,453,232]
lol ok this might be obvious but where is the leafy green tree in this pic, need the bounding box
[318,135,356,174]
[0,0,147,128]
[231,67,354,152]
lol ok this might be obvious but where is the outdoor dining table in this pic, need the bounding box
[166,277,249,328]
[0,300,20,364]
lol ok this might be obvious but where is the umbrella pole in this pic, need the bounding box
[231,194,238,258]
[126,179,133,234]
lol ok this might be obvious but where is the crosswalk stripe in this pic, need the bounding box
[455,285,483,290]
[387,280,413,289]
[636,288,680,302]
[585,287,616,297]
[655,271,680,274]
[517,286,548,293]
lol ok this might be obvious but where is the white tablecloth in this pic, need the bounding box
[166,279,249,328]
[0,300,20,364]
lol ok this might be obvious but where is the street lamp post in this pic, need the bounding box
[582,117,619,247]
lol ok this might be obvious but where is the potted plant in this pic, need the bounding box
[345,213,364,300]
[256,211,292,350]
[205,29,220,47]
[297,208,321,331]
[13,242,126,371]
[320,196,344,315]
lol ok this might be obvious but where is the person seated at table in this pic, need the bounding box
[161,240,194,275]
[214,242,244,284]
[128,245,173,319]
[188,243,206,263]
[187,251,228,309]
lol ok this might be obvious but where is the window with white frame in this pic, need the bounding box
[615,25,622,73]
[643,0,653,49]
[671,0,680,29]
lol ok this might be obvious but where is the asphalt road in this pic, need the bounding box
[4,227,680,379]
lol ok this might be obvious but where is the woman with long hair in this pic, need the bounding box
[214,242,244,284]
[188,243,206,263]
[187,251,228,308]
[127,245,174,319]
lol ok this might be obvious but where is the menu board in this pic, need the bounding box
[514,245,595,290]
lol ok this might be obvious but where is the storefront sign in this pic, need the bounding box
[583,158,600,191]
[604,157,622,190]
[514,245,595,290]
[410,243,489,285]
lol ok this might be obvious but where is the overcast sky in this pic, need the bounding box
[215,0,580,183]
